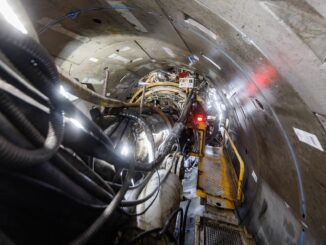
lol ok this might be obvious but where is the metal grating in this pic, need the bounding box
[204,222,243,245]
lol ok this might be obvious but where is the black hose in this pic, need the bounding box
[0,22,193,172]
[181,200,191,245]
[159,208,183,239]
[60,148,116,195]
[106,172,150,190]
[129,207,183,244]
[52,153,113,203]
[0,25,141,171]
[0,90,47,146]
[0,23,115,149]
[0,91,64,169]
[0,89,117,201]
[0,23,58,83]
[120,150,178,207]
[70,165,135,245]
[122,169,161,216]
[130,227,162,244]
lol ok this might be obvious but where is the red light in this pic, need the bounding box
[196,115,204,123]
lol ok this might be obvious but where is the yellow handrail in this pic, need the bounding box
[223,129,245,204]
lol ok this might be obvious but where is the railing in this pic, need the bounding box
[223,128,245,204]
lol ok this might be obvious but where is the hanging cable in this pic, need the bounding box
[70,164,135,245]
[122,168,160,216]
[120,149,178,207]
[0,90,64,169]
[129,207,184,244]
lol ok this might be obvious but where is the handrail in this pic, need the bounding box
[223,128,245,204]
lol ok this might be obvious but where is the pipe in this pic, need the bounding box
[59,70,173,129]
[59,69,131,108]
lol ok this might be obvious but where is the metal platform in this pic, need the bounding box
[204,221,242,245]
[196,146,237,209]
[195,217,255,245]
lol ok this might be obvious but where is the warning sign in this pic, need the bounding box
[293,127,324,152]
[179,77,194,88]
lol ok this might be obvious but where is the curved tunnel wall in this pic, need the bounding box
[22,0,326,243]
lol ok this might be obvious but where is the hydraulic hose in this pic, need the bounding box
[0,91,64,169]
[0,22,193,172]
[60,149,116,195]
[0,22,58,83]
[129,207,184,244]
[70,164,135,245]
[52,153,113,203]
[181,199,191,245]
[0,23,115,149]
[120,152,177,207]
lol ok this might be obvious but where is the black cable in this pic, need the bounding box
[120,151,177,207]
[0,24,116,150]
[0,169,108,209]
[122,168,161,216]
[130,227,162,244]
[129,206,183,244]
[60,148,116,195]
[0,85,115,200]
[106,172,150,190]
[69,164,135,245]
[0,90,64,169]
[159,208,183,239]
[181,199,191,245]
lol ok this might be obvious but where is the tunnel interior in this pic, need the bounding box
[0,0,326,244]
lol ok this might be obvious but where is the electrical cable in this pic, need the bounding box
[181,199,191,245]
[52,153,114,203]
[120,150,178,207]
[60,148,116,195]
[0,24,116,149]
[122,168,161,216]
[105,171,150,190]
[129,206,183,244]
[0,90,64,169]
[0,86,115,200]
[159,208,183,240]
[0,169,108,209]
[69,163,135,245]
